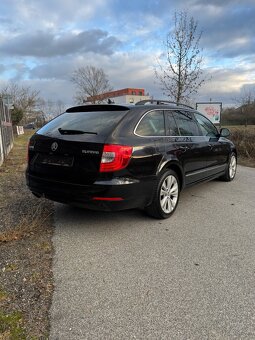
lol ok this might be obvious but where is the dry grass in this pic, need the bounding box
[226,125,255,133]
[226,125,255,167]
[0,130,53,240]
[0,201,53,243]
[0,146,54,243]
[0,130,54,339]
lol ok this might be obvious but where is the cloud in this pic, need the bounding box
[11,78,75,107]
[193,0,255,6]
[0,29,121,58]
[30,59,75,80]
[1,0,254,107]
[198,5,255,58]
[0,64,6,73]
[0,16,13,25]
[3,53,252,108]
[29,51,156,84]
[0,0,109,32]
[19,52,157,104]
[198,65,255,106]
[241,83,255,93]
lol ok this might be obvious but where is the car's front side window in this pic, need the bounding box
[194,112,218,137]
[135,110,165,136]
[172,111,202,136]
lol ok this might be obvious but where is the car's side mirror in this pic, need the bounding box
[220,128,230,138]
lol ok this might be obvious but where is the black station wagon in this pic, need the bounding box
[26,100,237,219]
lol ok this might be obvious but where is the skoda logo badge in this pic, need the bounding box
[51,142,58,152]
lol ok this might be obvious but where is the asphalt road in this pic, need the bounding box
[50,165,255,340]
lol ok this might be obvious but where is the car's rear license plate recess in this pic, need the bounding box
[40,155,74,167]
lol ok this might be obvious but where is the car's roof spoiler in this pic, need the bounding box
[66,104,130,112]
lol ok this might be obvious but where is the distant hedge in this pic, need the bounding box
[228,127,255,159]
[221,105,255,126]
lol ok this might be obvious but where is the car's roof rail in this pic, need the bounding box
[135,99,194,109]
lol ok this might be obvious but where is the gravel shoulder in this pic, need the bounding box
[0,131,54,339]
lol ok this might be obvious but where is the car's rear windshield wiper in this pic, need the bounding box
[58,128,97,135]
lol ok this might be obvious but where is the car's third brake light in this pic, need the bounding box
[100,144,133,172]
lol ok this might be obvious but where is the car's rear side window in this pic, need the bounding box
[135,110,165,136]
[173,111,202,136]
[165,111,180,136]
[37,110,128,137]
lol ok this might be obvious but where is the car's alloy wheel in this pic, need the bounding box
[229,154,237,179]
[160,175,179,214]
[145,169,180,219]
[221,152,237,182]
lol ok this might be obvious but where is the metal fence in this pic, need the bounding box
[0,99,14,166]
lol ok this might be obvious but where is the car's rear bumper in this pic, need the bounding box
[26,172,155,211]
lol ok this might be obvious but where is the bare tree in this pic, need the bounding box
[38,98,66,119]
[0,82,40,112]
[234,86,255,127]
[0,82,41,124]
[55,100,66,116]
[70,65,112,104]
[155,11,205,103]
[238,86,255,105]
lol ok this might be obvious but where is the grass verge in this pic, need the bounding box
[0,130,54,339]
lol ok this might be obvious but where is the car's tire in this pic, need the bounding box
[145,169,180,219]
[220,152,237,181]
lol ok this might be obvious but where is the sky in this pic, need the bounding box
[0,0,255,108]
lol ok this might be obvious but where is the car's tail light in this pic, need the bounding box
[100,144,133,172]
[27,140,35,162]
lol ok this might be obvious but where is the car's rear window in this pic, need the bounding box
[37,110,128,136]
